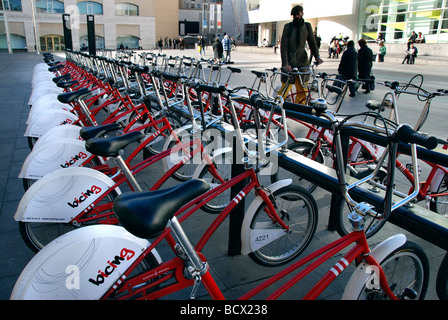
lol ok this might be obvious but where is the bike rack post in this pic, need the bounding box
[328,130,351,231]
[228,134,246,256]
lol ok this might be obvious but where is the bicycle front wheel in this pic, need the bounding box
[357,241,429,300]
[248,185,318,267]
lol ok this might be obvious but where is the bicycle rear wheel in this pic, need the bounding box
[19,189,119,252]
[248,185,318,267]
[357,241,429,300]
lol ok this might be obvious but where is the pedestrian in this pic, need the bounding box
[416,32,425,43]
[328,37,339,58]
[407,31,417,49]
[213,37,223,63]
[314,31,321,49]
[198,35,206,56]
[274,38,280,53]
[402,43,418,64]
[222,34,231,62]
[358,38,373,94]
[337,40,358,97]
[377,41,386,62]
[280,5,323,103]
[157,38,163,53]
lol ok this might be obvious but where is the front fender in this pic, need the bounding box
[341,234,407,300]
[240,179,293,255]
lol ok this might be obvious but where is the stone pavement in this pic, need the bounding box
[0,49,446,301]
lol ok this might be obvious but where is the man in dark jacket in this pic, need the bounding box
[358,38,373,93]
[338,40,358,97]
[280,5,323,103]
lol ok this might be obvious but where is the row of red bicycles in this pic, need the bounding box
[9,49,446,300]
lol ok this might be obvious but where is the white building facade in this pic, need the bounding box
[222,0,448,46]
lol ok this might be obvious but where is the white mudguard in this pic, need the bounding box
[24,109,79,138]
[341,234,407,300]
[28,93,59,108]
[240,179,293,255]
[10,225,161,300]
[29,86,63,105]
[15,167,120,223]
[27,100,72,124]
[32,124,83,149]
[19,138,93,179]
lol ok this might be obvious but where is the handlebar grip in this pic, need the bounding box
[194,84,227,94]
[282,101,317,115]
[395,124,438,150]
[249,94,278,111]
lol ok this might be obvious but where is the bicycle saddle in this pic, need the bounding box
[113,179,210,239]
[48,64,64,72]
[365,100,384,111]
[228,66,241,73]
[57,87,91,104]
[85,131,145,157]
[79,123,121,141]
[56,80,78,89]
[52,73,71,83]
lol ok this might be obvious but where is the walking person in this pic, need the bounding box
[222,34,231,63]
[279,5,323,103]
[213,37,223,63]
[377,41,386,62]
[358,39,373,94]
[337,40,358,97]
[198,35,206,56]
[157,38,163,53]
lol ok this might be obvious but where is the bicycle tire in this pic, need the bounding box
[335,169,388,238]
[356,241,429,300]
[19,189,119,253]
[143,112,183,156]
[195,160,232,214]
[248,184,318,267]
[436,251,448,300]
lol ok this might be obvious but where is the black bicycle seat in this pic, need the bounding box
[57,87,91,104]
[113,179,210,239]
[365,100,384,111]
[80,123,121,141]
[85,131,145,157]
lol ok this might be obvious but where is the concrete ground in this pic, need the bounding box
[0,48,447,303]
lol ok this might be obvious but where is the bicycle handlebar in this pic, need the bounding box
[395,124,438,150]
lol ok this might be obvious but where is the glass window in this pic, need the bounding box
[115,3,139,16]
[360,0,448,43]
[77,1,103,15]
[35,0,64,13]
[1,0,22,11]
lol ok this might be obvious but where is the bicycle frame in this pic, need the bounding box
[69,136,214,226]
[101,163,290,300]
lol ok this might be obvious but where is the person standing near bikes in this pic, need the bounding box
[337,40,358,97]
[280,5,323,103]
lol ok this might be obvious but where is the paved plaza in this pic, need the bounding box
[0,48,447,302]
